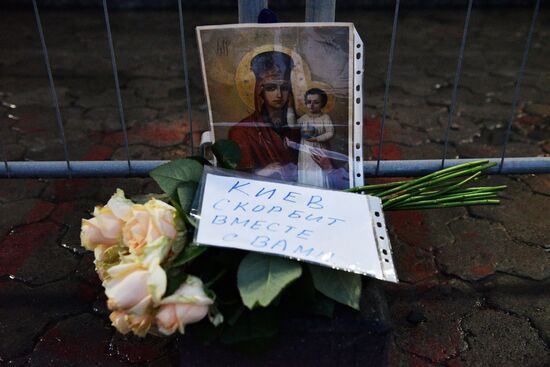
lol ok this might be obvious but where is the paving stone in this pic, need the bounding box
[456,139,543,159]
[439,217,550,281]
[0,199,55,239]
[52,200,98,256]
[28,313,130,367]
[458,309,549,367]
[109,333,172,365]
[387,208,465,251]
[75,89,146,109]
[518,174,550,196]
[482,274,550,343]
[527,103,550,117]
[2,86,74,108]
[41,179,100,202]
[126,78,187,100]
[391,238,438,284]
[101,121,189,148]
[390,287,477,364]
[15,234,79,286]
[0,221,79,285]
[3,144,26,161]
[0,279,94,360]
[0,179,47,203]
[468,176,550,248]
[426,115,483,145]
[92,178,149,204]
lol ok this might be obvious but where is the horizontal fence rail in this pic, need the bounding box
[1,158,548,178]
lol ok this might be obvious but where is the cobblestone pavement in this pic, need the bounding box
[1,7,549,367]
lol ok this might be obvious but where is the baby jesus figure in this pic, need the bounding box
[291,88,335,187]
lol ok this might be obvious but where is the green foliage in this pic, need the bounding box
[212,139,241,169]
[176,182,198,213]
[237,253,302,309]
[150,159,203,198]
[165,267,188,297]
[308,264,361,310]
[170,245,208,268]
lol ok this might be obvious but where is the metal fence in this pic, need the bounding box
[0,0,548,179]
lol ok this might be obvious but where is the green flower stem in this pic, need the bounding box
[390,193,499,208]
[344,160,505,211]
[375,161,493,199]
[388,199,500,210]
[345,179,409,193]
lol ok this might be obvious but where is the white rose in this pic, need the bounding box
[81,189,133,251]
[122,199,182,261]
[104,260,166,311]
[155,276,214,335]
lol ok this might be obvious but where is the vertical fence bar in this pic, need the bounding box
[305,0,336,22]
[375,0,401,175]
[177,0,195,155]
[32,0,72,178]
[499,0,541,172]
[441,0,473,169]
[102,0,131,174]
[239,0,268,23]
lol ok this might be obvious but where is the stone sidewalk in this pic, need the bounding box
[0,7,549,366]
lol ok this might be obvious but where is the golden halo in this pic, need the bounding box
[294,80,336,116]
[235,44,312,112]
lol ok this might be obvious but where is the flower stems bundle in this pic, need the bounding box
[346,160,506,210]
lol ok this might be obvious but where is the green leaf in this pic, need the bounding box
[165,268,188,296]
[150,159,203,197]
[212,139,241,169]
[176,181,198,214]
[308,264,362,310]
[186,156,213,166]
[237,253,302,309]
[170,245,208,268]
[311,294,335,317]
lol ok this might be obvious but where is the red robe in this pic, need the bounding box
[228,110,299,172]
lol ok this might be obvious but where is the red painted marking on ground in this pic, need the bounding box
[101,124,186,146]
[469,264,495,278]
[387,211,431,250]
[24,200,56,224]
[36,325,107,362]
[0,221,60,276]
[365,117,437,282]
[81,145,113,161]
[50,202,76,224]
[516,115,543,126]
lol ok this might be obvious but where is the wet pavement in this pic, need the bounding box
[1,7,549,366]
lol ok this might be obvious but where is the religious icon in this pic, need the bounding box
[197,23,363,189]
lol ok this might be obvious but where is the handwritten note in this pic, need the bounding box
[195,172,397,282]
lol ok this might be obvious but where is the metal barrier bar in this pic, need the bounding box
[102,0,132,174]
[2,157,548,178]
[375,0,401,175]
[32,0,72,178]
[177,0,195,155]
[238,0,268,23]
[441,0,473,168]
[305,0,336,22]
[499,0,541,172]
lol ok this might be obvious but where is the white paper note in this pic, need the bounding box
[195,172,398,282]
